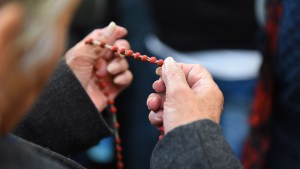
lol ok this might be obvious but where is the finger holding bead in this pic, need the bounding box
[113,39,130,58]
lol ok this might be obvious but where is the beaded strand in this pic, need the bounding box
[85,38,164,169]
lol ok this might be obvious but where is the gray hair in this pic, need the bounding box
[9,0,73,71]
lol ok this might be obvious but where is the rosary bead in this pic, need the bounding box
[157,59,164,67]
[100,41,106,48]
[159,134,164,140]
[117,153,123,161]
[149,56,157,64]
[110,106,117,114]
[141,55,148,62]
[134,52,141,59]
[116,145,123,152]
[117,162,124,169]
[125,50,133,57]
[99,81,108,89]
[115,122,120,128]
[159,127,164,133]
[119,47,126,55]
[95,72,105,79]
[108,99,115,105]
[115,138,122,144]
[104,92,110,97]
[85,38,93,45]
[111,45,118,52]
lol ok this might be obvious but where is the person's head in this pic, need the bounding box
[0,0,79,136]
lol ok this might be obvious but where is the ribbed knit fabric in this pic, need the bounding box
[151,120,243,169]
[14,60,114,156]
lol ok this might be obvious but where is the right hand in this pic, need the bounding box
[147,57,224,134]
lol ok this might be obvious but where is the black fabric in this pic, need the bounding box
[150,0,258,51]
[0,135,68,169]
[151,119,243,169]
[14,60,114,156]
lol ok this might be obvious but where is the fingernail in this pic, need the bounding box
[164,57,174,68]
[152,81,156,90]
[147,96,153,105]
[155,67,162,76]
[105,21,117,36]
[114,76,122,84]
[154,113,162,120]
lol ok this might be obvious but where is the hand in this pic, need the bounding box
[147,57,224,134]
[65,22,133,112]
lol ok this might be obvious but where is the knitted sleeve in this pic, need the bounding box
[151,119,243,169]
[13,60,114,156]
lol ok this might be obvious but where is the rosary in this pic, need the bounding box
[85,37,164,169]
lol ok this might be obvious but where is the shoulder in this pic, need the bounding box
[0,135,67,169]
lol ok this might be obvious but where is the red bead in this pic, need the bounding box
[85,38,93,45]
[110,106,117,114]
[159,127,164,133]
[159,134,164,140]
[134,52,141,59]
[104,92,110,97]
[157,59,164,67]
[141,55,148,62]
[115,138,121,144]
[115,122,120,128]
[116,145,122,152]
[125,50,133,57]
[117,162,124,169]
[117,153,123,161]
[111,45,118,52]
[95,72,105,79]
[100,41,106,48]
[107,99,115,105]
[99,81,107,89]
[119,47,126,55]
[149,56,157,64]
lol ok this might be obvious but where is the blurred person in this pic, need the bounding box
[243,0,300,169]
[0,0,133,168]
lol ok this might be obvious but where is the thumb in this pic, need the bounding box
[162,57,189,94]
[98,21,117,44]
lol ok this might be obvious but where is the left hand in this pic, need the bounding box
[147,57,223,134]
[65,22,133,112]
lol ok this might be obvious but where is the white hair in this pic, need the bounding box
[14,0,73,71]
